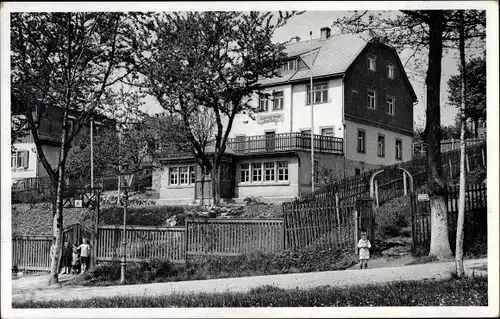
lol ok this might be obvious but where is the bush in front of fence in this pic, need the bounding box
[374,194,412,240]
[76,247,357,286]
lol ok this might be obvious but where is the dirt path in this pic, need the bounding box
[11,258,487,303]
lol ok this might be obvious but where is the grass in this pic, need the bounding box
[13,276,488,308]
[69,248,358,287]
[406,255,439,265]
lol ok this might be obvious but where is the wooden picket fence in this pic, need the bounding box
[411,183,487,252]
[185,218,284,256]
[96,225,186,263]
[12,235,53,271]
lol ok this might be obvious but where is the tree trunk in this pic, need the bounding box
[49,165,66,285]
[211,158,221,206]
[200,166,205,206]
[425,11,452,259]
[473,119,479,138]
[455,10,467,277]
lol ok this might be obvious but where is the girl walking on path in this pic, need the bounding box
[358,231,372,269]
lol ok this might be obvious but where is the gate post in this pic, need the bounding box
[355,198,375,251]
[91,187,101,268]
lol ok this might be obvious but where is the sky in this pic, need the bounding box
[142,10,468,128]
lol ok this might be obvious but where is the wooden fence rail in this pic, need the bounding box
[12,235,53,271]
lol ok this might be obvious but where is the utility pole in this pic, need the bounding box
[309,30,315,193]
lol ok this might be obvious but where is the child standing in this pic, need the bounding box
[78,238,91,273]
[357,231,371,269]
[61,241,73,274]
[71,245,81,274]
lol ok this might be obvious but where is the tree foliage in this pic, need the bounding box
[447,56,486,137]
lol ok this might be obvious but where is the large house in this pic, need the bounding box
[152,28,417,204]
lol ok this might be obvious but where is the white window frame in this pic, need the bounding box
[377,135,385,157]
[272,91,284,110]
[395,139,403,160]
[251,163,262,182]
[357,130,366,153]
[306,83,328,105]
[321,127,334,136]
[277,161,289,181]
[387,64,395,79]
[386,95,395,115]
[282,59,297,72]
[179,167,189,185]
[368,55,377,71]
[169,167,179,185]
[368,90,376,109]
[264,162,276,182]
[11,150,29,169]
[190,166,196,184]
[259,94,269,112]
[240,163,250,183]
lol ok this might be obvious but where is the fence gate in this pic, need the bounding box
[63,223,93,247]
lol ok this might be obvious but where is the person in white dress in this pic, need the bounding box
[357,231,372,269]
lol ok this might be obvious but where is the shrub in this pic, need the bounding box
[374,195,411,239]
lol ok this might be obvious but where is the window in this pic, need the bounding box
[240,163,250,183]
[307,83,328,104]
[179,167,189,185]
[282,59,297,72]
[11,150,29,169]
[387,64,395,79]
[368,90,376,109]
[355,168,361,176]
[67,119,74,134]
[368,55,376,71]
[301,129,312,135]
[395,139,403,160]
[277,161,289,181]
[251,163,262,182]
[357,130,366,153]
[314,160,319,184]
[377,135,385,157]
[264,162,275,181]
[190,166,196,184]
[169,166,196,186]
[321,127,334,136]
[272,91,284,110]
[169,167,179,185]
[259,94,269,112]
[386,96,395,115]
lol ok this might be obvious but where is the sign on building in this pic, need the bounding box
[74,199,83,208]
[257,113,284,124]
[417,194,429,202]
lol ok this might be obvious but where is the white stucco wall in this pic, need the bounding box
[235,155,299,201]
[228,79,344,138]
[11,143,38,180]
[344,120,413,166]
[156,165,196,205]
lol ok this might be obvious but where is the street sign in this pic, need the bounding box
[417,194,429,202]
[74,199,83,208]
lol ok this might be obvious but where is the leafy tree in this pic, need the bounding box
[141,11,300,204]
[447,56,486,137]
[332,10,485,259]
[11,12,150,285]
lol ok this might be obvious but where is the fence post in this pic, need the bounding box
[374,180,379,207]
[448,158,453,179]
[403,171,407,195]
[451,138,455,150]
[481,148,485,166]
[281,215,286,251]
[466,153,470,173]
[184,219,189,261]
[354,209,359,255]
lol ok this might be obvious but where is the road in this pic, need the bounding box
[11,258,487,303]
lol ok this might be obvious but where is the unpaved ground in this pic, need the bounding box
[11,258,487,304]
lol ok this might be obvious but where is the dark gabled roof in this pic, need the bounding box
[259,32,418,103]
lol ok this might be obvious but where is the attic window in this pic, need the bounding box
[387,64,395,79]
[282,59,297,72]
[368,55,376,71]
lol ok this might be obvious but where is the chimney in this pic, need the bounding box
[320,27,331,40]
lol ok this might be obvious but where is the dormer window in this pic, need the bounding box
[368,55,376,71]
[282,59,297,72]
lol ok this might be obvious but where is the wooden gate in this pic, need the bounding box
[355,198,375,244]
[63,223,93,247]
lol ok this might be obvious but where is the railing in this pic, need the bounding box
[227,133,344,154]
[13,131,62,144]
[412,137,486,156]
